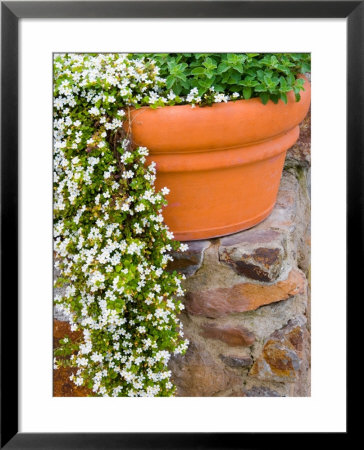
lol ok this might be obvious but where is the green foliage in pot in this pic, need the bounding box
[137,53,311,105]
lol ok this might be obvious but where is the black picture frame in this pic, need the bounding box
[1,1,358,448]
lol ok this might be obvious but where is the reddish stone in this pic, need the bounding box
[200,324,255,346]
[53,366,91,397]
[249,317,308,383]
[53,319,92,397]
[185,269,306,318]
[251,341,300,381]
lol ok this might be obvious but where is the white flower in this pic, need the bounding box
[91,352,103,363]
[167,90,176,100]
[74,377,84,386]
[214,92,230,103]
[179,243,189,252]
[122,170,134,179]
[138,147,149,156]
[134,223,143,234]
[135,203,145,212]
[88,106,100,116]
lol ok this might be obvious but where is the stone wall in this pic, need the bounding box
[168,111,311,397]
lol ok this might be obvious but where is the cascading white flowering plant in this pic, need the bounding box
[53,53,194,397]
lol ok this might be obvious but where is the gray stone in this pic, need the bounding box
[285,109,311,169]
[220,229,282,247]
[54,305,70,322]
[219,354,253,368]
[167,240,210,276]
[53,265,70,321]
[169,341,242,397]
[244,386,283,397]
[219,229,286,282]
[256,172,299,233]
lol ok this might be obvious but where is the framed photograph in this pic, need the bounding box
[1,1,357,448]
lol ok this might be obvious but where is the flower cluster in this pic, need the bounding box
[53,53,190,397]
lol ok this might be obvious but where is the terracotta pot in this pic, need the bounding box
[126,77,311,241]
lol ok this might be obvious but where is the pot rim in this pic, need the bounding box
[124,75,311,154]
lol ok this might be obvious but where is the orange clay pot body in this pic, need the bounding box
[126,78,311,241]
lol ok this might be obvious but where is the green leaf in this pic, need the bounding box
[256,69,265,81]
[259,93,269,105]
[228,71,242,84]
[166,75,175,90]
[190,67,205,76]
[202,57,217,71]
[233,64,244,74]
[213,84,224,92]
[217,62,230,74]
[180,79,190,90]
[301,62,311,73]
[243,87,252,99]
[195,53,209,60]
[197,79,213,90]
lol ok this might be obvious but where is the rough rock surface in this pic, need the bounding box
[200,324,255,346]
[219,230,286,282]
[219,354,253,368]
[185,268,306,318]
[167,240,210,277]
[250,316,308,383]
[286,109,311,169]
[169,342,244,397]
[53,266,70,322]
[244,386,282,397]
